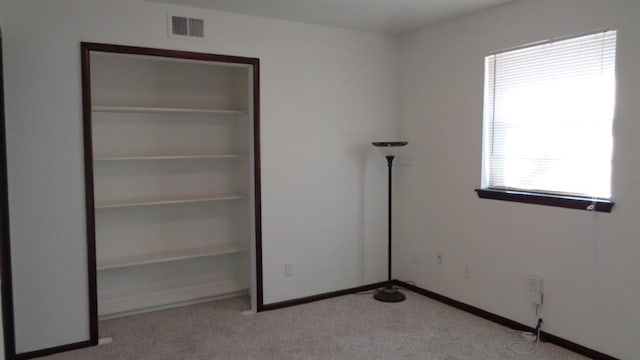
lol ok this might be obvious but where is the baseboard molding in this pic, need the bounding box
[15,340,95,360]
[260,281,386,311]
[394,280,619,360]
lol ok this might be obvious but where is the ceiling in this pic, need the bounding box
[147,0,517,35]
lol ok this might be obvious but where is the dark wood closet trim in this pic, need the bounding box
[79,42,263,355]
[395,281,619,360]
[14,340,94,360]
[252,60,265,311]
[81,42,259,65]
[80,42,99,348]
[0,28,18,360]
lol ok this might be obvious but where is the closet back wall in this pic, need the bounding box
[0,0,399,354]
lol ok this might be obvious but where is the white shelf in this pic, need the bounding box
[97,243,248,270]
[94,154,247,162]
[98,273,246,318]
[95,194,246,209]
[92,105,246,115]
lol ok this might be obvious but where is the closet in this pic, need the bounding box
[81,43,261,321]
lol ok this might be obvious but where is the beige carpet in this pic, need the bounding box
[43,291,587,359]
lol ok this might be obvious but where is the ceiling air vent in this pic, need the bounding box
[188,18,204,38]
[168,12,204,39]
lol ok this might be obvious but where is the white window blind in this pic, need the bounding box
[483,30,617,198]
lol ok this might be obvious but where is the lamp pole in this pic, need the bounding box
[372,141,407,303]
[386,155,393,288]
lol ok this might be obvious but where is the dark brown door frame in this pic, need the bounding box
[80,42,264,347]
[0,27,18,360]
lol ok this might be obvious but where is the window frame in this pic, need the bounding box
[475,188,614,213]
[476,30,617,213]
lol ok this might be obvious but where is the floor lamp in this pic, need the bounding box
[372,141,407,303]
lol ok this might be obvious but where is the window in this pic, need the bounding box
[477,30,617,212]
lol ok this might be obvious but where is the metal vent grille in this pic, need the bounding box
[171,16,188,36]
[188,18,204,38]
[169,14,204,38]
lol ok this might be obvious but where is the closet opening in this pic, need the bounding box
[81,43,262,341]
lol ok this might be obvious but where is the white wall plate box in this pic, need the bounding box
[528,274,544,305]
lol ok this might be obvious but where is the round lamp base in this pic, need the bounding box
[373,286,406,303]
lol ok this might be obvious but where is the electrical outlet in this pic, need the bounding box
[464,265,471,279]
[436,251,443,265]
[285,263,293,277]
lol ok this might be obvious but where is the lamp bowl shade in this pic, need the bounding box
[372,141,408,156]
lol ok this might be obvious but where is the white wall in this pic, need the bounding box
[397,0,640,359]
[0,0,398,353]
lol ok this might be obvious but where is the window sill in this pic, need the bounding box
[475,188,614,213]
